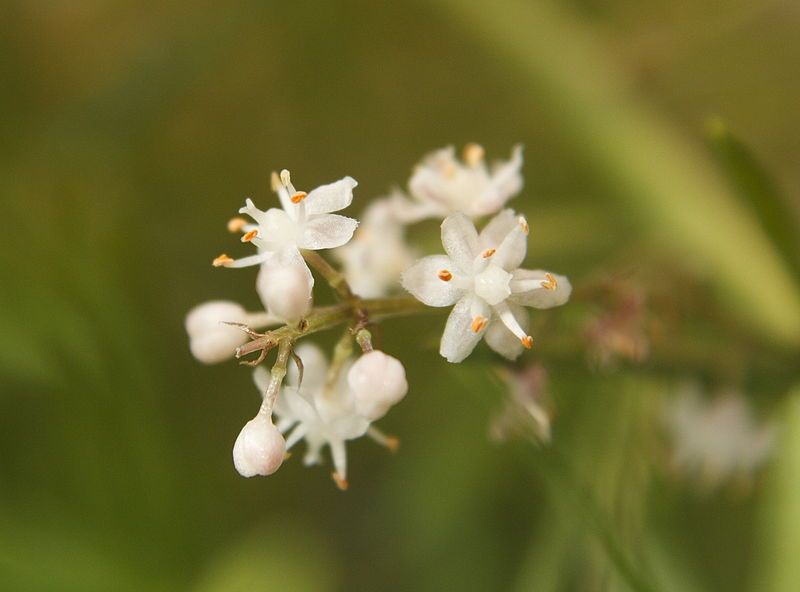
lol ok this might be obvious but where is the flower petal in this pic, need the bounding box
[509,269,572,309]
[298,214,358,250]
[305,177,358,215]
[401,255,465,307]
[492,219,528,271]
[440,212,479,270]
[485,303,529,360]
[256,247,314,320]
[286,343,329,391]
[490,144,524,202]
[479,209,517,248]
[439,294,490,363]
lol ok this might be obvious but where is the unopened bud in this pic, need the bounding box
[347,350,408,421]
[256,265,312,322]
[232,413,286,477]
[185,301,249,364]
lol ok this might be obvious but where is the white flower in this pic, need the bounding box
[490,365,552,445]
[213,170,359,321]
[664,384,777,491]
[254,344,380,489]
[398,144,523,221]
[402,210,571,363]
[333,195,416,297]
[232,412,287,477]
[185,300,278,364]
[347,350,408,421]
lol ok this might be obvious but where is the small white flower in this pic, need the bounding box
[402,210,571,363]
[399,144,523,221]
[232,412,287,477]
[185,300,278,364]
[254,344,378,489]
[347,350,408,421]
[333,195,416,297]
[664,384,777,491]
[213,170,359,321]
[490,365,552,445]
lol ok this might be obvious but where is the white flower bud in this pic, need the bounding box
[185,301,249,364]
[232,413,286,477]
[257,264,312,323]
[347,351,408,421]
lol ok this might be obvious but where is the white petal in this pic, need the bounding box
[287,343,329,390]
[490,144,524,202]
[485,304,529,360]
[492,220,527,271]
[298,214,358,250]
[439,294,490,363]
[440,213,479,270]
[479,209,517,248]
[305,177,358,215]
[509,270,572,309]
[401,255,465,307]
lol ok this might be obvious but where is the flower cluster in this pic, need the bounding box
[186,143,571,487]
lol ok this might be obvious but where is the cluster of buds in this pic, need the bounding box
[186,144,571,487]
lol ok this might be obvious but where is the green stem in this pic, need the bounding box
[301,250,354,301]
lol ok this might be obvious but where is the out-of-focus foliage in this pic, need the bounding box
[1,1,798,591]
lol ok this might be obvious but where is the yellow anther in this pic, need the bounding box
[521,335,534,349]
[385,436,400,453]
[463,142,485,166]
[471,315,488,333]
[290,191,308,204]
[241,229,259,243]
[227,217,248,233]
[540,272,558,291]
[482,248,496,258]
[212,254,233,267]
[519,217,529,235]
[438,269,453,282]
[270,171,281,191]
[332,472,349,491]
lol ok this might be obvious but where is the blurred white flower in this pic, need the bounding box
[664,384,777,491]
[185,300,278,364]
[213,170,359,321]
[490,364,552,445]
[333,195,416,297]
[402,210,571,362]
[347,350,408,421]
[397,143,523,221]
[253,343,400,489]
[232,412,286,477]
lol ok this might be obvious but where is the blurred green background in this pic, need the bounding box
[1,0,799,590]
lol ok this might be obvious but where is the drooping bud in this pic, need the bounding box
[256,264,312,323]
[347,350,408,421]
[232,413,286,477]
[185,301,249,364]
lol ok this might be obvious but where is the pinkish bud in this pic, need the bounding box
[347,351,408,421]
[232,413,286,477]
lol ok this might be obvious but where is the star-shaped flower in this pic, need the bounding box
[213,170,358,321]
[402,210,571,362]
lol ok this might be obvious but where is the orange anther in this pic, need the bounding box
[438,269,453,281]
[227,217,248,233]
[212,254,233,267]
[241,229,258,242]
[540,273,558,291]
[471,315,488,333]
[290,191,307,204]
[482,248,496,258]
[521,335,534,349]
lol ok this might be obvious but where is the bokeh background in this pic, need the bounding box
[1,0,799,590]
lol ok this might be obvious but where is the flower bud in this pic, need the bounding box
[347,351,408,421]
[257,264,312,323]
[185,301,249,364]
[232,413,286,477]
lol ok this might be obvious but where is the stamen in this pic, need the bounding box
[496,302,527,340]
[368,427,400,453]
[227,217,248,233]
[540,273,558,291]
[280,169,291,187]
[270,171,281,191]
[471,315,488,333]
[241,229,259,242]
[482,248,496,259]
[332,472,349,491]
[463,142,485,166]
[521,336,534,349]
[290,191,308,204]
[212,254,233,267]
[519,216,529,235]
[438,269,453,282]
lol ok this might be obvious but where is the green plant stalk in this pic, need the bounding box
[433,0,800,347]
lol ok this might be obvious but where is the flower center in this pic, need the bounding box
[473,264,512,306]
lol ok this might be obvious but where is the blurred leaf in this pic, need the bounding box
[434,0,800,347]
[754,387,800,592]
[705,118,800,275]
